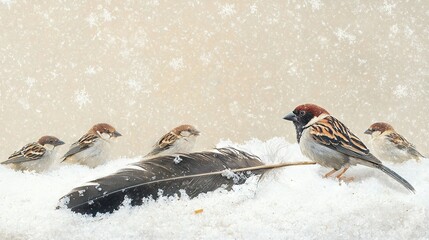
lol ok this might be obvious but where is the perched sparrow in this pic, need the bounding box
[365,122,425,163]
[2,136,65,172]
[61,123,122,168]
[145,124,200,158]
[284,103,415,193]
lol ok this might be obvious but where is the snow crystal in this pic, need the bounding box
[218,4,236,18]
[73,89,92,109]
[173,156,183,164]
[307,0,323,11]
[379,0,396,15]
[393,85,408,98]
[169,57,185,70]
[25,77,36,88]
[334,27,356,44]
[249,4,257,14]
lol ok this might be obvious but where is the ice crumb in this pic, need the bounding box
[173,156,183,164]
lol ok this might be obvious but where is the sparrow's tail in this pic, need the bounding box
[376,164,415,193]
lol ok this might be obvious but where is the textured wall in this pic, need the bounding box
[1,1,428,161]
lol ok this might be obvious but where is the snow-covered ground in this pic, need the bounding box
[0,137,427,240]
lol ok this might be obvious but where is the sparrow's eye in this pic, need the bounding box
[299,110,306,116]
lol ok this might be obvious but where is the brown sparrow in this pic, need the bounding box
[365,122,425,163]
[145,124,200,158]
[61,123,122,168]
[2,136,65,172]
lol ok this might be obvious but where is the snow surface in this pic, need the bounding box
[0,137,428,240]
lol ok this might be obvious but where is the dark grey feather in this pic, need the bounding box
[2,156,38,164]
[58,148,267,215]
[61,143,92,161]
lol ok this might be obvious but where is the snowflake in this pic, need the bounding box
[219,4,236,17]
[250,4,257,14]
[199,53,212,66]
[102,9,113,22]
[86,13,98,27]
[306,0,323,11]
[334,27,356,44]
[25,77,36,88]
[393,85,408,98]
[74,89,92,109]
[389,24,399,38]
[173,156,183,164]
[127,79,143,93]
[85,66,97,75]
[379,0,396,15]
[169,57,185,70]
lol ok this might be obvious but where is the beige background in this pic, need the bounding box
[0,1,428,161]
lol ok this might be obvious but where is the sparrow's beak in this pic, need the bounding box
[193,130,201,136]
[364,129,373,135]
[113,131,122,137]
[56,140,65,146]
[283,112,297,122]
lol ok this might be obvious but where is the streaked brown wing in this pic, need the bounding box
[386,132,412,150]
[386,132,425,158]
[310,116,381,164]
[2,143,46,164]
[145,132,178,157]
[157,132,179,149]
[62,134,98,161]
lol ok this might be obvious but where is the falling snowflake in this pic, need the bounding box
[379,0,396,15]
[334,27,356,44]
[127,79,143,93]
[393,85,408,98]
[102,9,113,22]
[74,89,92,109]
[86,13,98,27]
[169,57,185,70]
[25,77,36,88]
[85,66,97,75]
[173,156,183,164]
[250,4,257,14]
[199,53,212,66]
[219,4,236,17]
[306,0,323,11]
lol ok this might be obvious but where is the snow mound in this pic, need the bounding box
[0,138,427,240]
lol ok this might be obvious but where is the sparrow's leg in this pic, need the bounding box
[335,166,349,179]
[335,165,354,182]
[323,169,338,178]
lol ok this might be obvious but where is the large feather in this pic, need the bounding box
[58,148,314,216]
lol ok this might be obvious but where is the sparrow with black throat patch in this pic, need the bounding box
[365,122,425,163]
[2,136,65,172]
[61,123,122,168]
[145,124,200,158]
[283,103,415,193]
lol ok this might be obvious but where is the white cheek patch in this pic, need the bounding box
[100,132,111,140]
[372,131,382,137]
[180,131,191,137]
[304,113,329,128]
[44,144,55,150]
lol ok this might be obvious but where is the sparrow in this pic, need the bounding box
[61,123,122,168]
[283,103,415,193]
[365,122,425,163]
[145,124,200,158]
[2,136,65,172]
